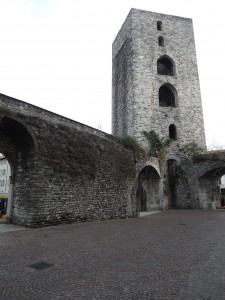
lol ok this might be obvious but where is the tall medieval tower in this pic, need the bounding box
[112,8,206,151]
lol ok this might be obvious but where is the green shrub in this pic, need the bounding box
[180,142,205,157]
[143,130,171,156]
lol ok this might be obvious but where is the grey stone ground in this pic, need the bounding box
[1,210,225,300]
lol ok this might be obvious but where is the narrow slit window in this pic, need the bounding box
[158,36,164,47]
[169,125,177,140]
[157,21,162,31]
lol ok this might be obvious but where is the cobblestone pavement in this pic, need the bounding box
[1,210,225,299]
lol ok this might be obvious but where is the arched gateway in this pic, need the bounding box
[0,94,140,227]
[136,165,163,212]
[174,159,225,209]
[0,115,37,224]
[198,164,225,209]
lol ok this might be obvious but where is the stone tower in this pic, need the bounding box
[112,8,206,150]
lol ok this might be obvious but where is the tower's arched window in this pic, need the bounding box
[157,21,162,31]
[158,36,164,47]
[157,55,175,75]
[159,84,177,107]
[169,124,177,140]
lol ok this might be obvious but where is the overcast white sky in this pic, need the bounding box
[0,0,224,148]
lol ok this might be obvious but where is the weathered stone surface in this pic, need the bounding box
[112,8,206,151]
[175,157,225,209]
[1,9,224,228]
[0,94,140,227]
[112,9,225,211]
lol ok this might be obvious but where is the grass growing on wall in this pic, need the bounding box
[112,135,145,154]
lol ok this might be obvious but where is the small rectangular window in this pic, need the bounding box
[157,21,162,31]
[158,36,164,47]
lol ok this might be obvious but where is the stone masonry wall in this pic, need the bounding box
[175,159,225,209]
[0,93,138,227]
[112,38,133,136]
[112,9,206,152]
[112,11,133,136]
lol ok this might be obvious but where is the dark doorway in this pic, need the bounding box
[167,159,178,208]
[0,116,36,224]
[136,166,161,212]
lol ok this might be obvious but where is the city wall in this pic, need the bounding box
[0,93,140,227]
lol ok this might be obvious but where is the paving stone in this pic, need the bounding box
[1,210,225,299]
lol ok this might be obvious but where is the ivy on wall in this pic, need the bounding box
[143,130,171,157]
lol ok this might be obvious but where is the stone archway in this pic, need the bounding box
[198,167,225,209]
[136,165,162,212]
[0,116,37,224]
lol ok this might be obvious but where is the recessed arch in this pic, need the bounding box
[0,116,37,172]
[136,165,162,212]
[198,166,225,209]
[1,116,38,153]
[0,116,37,224]
[169,124,177,140]
[157,55,175,76]
[159,83,177,107]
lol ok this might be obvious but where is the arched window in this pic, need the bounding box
[159,84,177,107]
[169,125,177,140]
[157,21,162,31]
[157,55,175,76]
[158,36,164,47]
